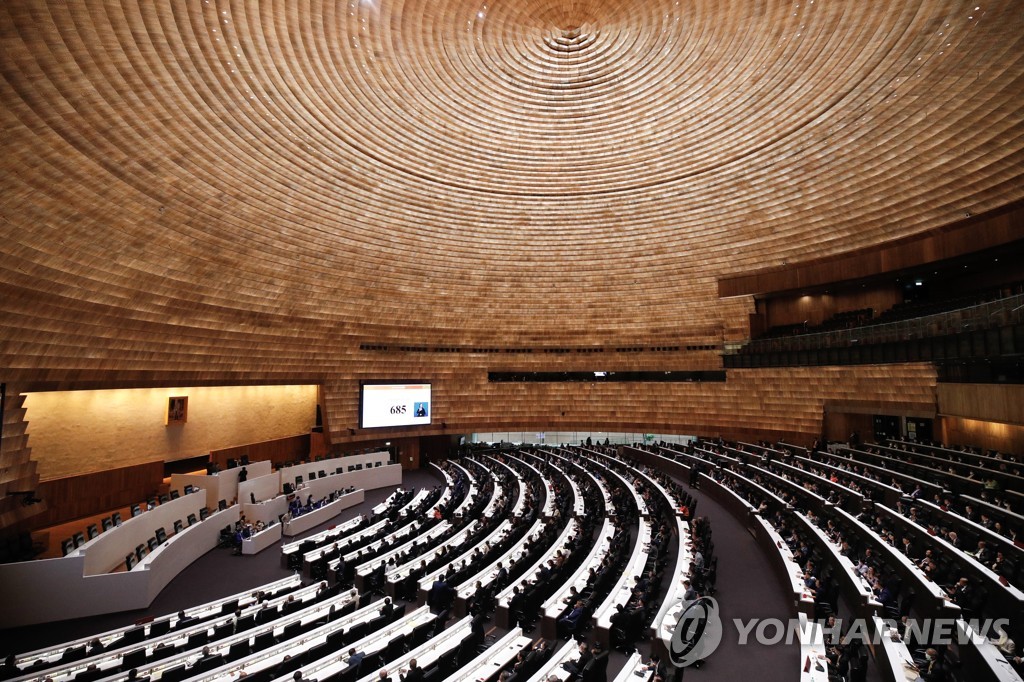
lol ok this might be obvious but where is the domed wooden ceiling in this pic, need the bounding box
[1,1,1022,381]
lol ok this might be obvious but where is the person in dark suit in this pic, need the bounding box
[562,642,592,676]
[175,610,195,629]
[558,600,586,636]
[919,648,951,682]
[379,597,394,618]
[0,655,21,681]
[400,659,424,682]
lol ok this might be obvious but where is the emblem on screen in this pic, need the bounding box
[669,596,723,667]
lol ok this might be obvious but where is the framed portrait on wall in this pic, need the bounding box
[167,396,188,425]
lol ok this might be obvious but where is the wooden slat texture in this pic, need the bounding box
[937,383,1024,427]
[323,364,939,446]
[0,2,1020,498]
[0,1,1020,377]
[0,391,45,530]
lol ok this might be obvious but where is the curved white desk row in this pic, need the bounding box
[612,652,653,682]
[355,520,445,574]
[0,502,240,629]
[798,613,830,682]
[287,514,367,562]
[273,606,436,682]
[507,454,557,517]
[15,574,299,665]
[652,517,694,649]
[71,489,210,575]
[15,578,315,679]
[543,519,615,618]
[495,519,579,607]
[352,617,473,682]
[185,596,387,682]
[278,451,391,489]
[525,639,577,682]
[281,490,365,537]
[458,517,547,600]
[595,518,652,629]
[242,523,282,555]
[79,589,360,682]
[416,520,514,591]
[549,450,615,515]
[446,628,533,682]
[794,512,879,608]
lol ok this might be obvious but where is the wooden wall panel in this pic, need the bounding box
[720,204,1024,297]
[940,416,1024,456]
[322,364,938,448]
[823,412,875,445]
[0,1,1022,383]
[761,287,902,329]
[32,461,166,529]
[937,383,1024,427]
[209,434,311,471]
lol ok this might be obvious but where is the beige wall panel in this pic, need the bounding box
[24,386,317,480]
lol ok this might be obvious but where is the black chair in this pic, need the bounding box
[187,513,198,526]
[121,626,146,645]
[174,519,184,533]
[234,614,256,633]
[86,524,99,540]
[61,538,75,556]
[112,512,123,526]
[384,634,407,660]
[304,641,332,665]
[155,527,168,543]
[227,640,251,661]
[279,620,302,642]
[73,531,86,548]
[170,490,180,500]
[186,630,209,648]
[200,507,210,521]
[158,664,187,682]
[135,544,146,561]
[150,619,171,637]
[131,504,142,517]
[253,630,275,652]
[212,621,234,640]
[121,648,147,670]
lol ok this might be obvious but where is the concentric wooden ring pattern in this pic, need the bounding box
[0,2,1019,430]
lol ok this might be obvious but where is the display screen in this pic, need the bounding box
[360,382,432,428]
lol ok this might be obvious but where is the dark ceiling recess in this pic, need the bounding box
[488,371,726,383]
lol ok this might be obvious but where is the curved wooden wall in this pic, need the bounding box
[0,2,1017,469]
[322,363,938,445]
